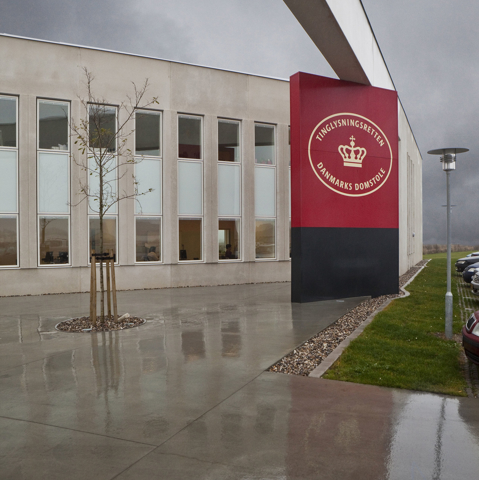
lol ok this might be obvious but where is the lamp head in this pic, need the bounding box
[427,148,469,172]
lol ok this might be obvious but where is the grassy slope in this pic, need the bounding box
[323,251,471,396]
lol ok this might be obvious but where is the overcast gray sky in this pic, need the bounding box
[0,0,476,245]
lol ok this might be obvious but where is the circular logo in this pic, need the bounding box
[308,113,393,197]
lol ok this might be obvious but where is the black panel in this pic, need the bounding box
[291,227,399,303]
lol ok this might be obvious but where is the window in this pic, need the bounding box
[135,110,162,262]
[0,96,18,267]
[178,115,202,159]
[89,217,117,261]
[88,104,118,262]
[255,124,275,165]
[179,219,202,261]
[255,123,276,259]
[89,104,116,151]
[136,110,161,156]
[218,119,240,162]
[37,100,70,265]
[178,115,203,261]
[218,119,241,260]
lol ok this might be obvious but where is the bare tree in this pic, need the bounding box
[71,68,158,324]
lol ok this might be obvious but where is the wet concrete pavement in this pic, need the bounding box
[1,283,478,479]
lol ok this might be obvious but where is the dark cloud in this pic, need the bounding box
[361,0,479,245]
[1,0,474,244]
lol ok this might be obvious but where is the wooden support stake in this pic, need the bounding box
[106,258,112,319]
[111,254,118,322]
[90,254,97,325]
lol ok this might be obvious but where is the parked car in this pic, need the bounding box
[455,256,479,272]
[471,273,479,295]
[466,252,479,257]
[463,262,479,283]
[463,312,479,365]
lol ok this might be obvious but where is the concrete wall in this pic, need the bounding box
[0,35,291,296]
[398,102,423,273]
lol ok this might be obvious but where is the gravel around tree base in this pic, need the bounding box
[268,261,428,376]
[56,316,145,333]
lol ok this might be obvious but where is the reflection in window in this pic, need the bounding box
[179,218,201,261]
[0,216,17,266]
[178,115,201,159]
[39,217,69,265]
[136,217,161,262]
[136,110,161,156]
[89,105,116,151]
[0,96,17,148]
[39,100,69,150]
[90,217,117,261]
[255,124,275,165]
[219,219,240,260]
[255,219,275,259]
[218,120,240,162]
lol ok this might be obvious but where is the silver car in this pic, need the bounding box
[472,272,479,295]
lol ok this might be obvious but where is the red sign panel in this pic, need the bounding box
[291,73,398,229]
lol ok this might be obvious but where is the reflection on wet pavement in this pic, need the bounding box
[0,283,478,479]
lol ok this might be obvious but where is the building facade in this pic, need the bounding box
[0,34,422,296]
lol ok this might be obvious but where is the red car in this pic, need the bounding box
[463,312,479,364]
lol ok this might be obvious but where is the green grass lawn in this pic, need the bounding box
[323,251,474,396]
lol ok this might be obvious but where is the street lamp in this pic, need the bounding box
[427,147,469,339]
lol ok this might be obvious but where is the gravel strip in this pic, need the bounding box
[268,260,428,376]
[56,316,145,333]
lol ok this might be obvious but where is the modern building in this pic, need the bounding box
[0,33,422,297]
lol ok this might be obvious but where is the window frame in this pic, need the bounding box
[217,118,242,262]
[254,122,277,261]
[87,215,119,265]
[177,113,203,161]
[37,215,71,267]
[0,95,19,268]
[134,216,163,264]
[134,108,162,158]
[37,98,70,151]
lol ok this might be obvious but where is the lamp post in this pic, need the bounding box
[427,148,469,339]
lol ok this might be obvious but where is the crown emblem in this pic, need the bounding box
[338,136,367,168]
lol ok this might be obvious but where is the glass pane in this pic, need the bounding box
[218,120,239,162]
[218,164,240,216]
[255,124,275,165]
[39,217,69,265]
[219,219,240,260]
[136,110,160,156]
[0,96,16,147]
[39,101,69,150]
[90,217,117,261]
[255,219,275,259]
[254,167,275,217]
[0,150,17,213]
[178,115,201,159]
[179,219,202,261]
[178,161,202,215]
[89,105,116,151]
[88,155,117,214]
[288,126,291,167]
[135,159,161,215]
[0,216,17,266]
[136,217,161,262]
[289,219,291,258]
[38,153,69,214]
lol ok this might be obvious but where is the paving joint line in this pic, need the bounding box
[0,414,158,447]
[110,368,273,479]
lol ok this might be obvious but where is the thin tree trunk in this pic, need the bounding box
[99,158,105,323]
